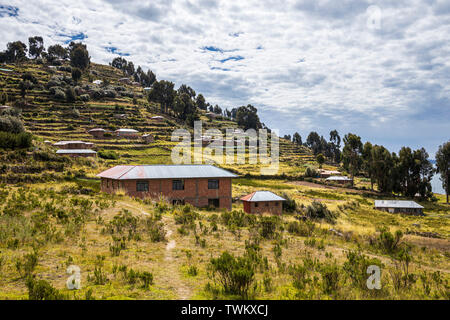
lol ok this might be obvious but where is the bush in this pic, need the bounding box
[259,216,281,239]
[0,132,32,149]
[208,251,255,298]
[305,167,318,178]
[26,276,66,300]
[287,220,315,237]
[305,201,336,223]
[98,149,119,160]
[281,192,296,213]
[376,228,403,254]
[80,94,90,102]
[0,115,24,133]
[54,88,66,101]
[343,250,382,290]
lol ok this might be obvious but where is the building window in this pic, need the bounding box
[208,179,219,189]
[172,199,185,205]
[265,203,269,207]
[275,202,279,206]
[172,179,184,190]
[137,181,149,192]
[254,202,258,208]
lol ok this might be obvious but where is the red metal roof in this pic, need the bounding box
[240,192,256,201]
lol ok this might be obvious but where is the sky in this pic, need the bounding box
[0,0,449,157]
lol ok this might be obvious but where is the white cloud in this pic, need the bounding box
[0,0,449,154]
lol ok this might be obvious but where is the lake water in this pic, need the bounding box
[431,170,445,195]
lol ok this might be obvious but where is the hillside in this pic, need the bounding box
[0,60,449,300]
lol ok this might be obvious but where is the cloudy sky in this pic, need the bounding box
[1,0,449,156]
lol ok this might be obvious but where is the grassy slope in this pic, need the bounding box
[0,61,448,300]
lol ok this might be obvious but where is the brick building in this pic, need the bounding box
[115,128,139,138]
[88,128,107,138]
[97,165,238,210]
[325,176,354,186]
[240,191,286,215]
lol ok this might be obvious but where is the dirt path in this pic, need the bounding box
[291,180,379,195]
[162,216,192,300]
[118,201,193,299]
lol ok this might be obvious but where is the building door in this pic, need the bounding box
[208,198,220,208]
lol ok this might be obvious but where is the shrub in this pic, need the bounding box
[0,132,32,149]
[26,276,65,300]
[208,251,255,298]
[287,220,315,237]
[259,216,281,239]
[54,88,66,101]
[320,263,340,295]
[376,228,403,254]
[0,115,24,133]
[80,94,90,102]
[343,250,382,289]
[305,201,336,223]
[98,149,119,160]
[305,167,318,178]
[281,192,297,213]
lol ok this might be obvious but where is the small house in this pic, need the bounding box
[56,149,97,158]
[93,80,103,85]
[151,116,164,122]
[118,77,131,84]
[114,113,127,119]
[143,87,152,92]
[319,169,341,178]
[325,176,353,186]
[240,191,286,215]
[374,200,424,215]
[0,105,11,112]
[88,128,107,138]
[142,134,154,144]
[53,141,95,150]
[96,164,238,210]
[115,128,139,138]
[205,112,218,119]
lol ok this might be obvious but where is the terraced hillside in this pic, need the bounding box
[1,61,314,179]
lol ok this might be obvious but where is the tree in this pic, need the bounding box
[235,105,261,130]
[196,94,206,110]
[5,41,27,63]
[28,36,44,59]
[213,104,222,114]
[316,153,325,168]
[69,43,90,70]
[362,142,374,189]
[329,130,341,163]
[110,57,128,70]
[125,61,135,76]
[178,84,196,99]
[47,44,68,61]
[436,141,450,203]
[147,80,175,113]
[173,93,196,121]
[398,147,433,199]
[71,68,82,83]
[19,80,32,99]
[293,132,302,145]
[342,133,363,178]
[306,132,322,155]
